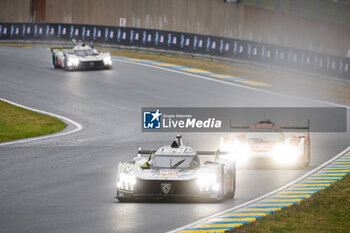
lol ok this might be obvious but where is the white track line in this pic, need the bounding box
[0,98,83,146]
[114,58,350,109]
[167,146,350,233]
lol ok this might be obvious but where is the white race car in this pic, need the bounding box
[51,41,112,70]
[116,135,236,202]
[220,120,311,168]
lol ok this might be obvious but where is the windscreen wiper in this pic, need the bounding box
[171,159,186,169]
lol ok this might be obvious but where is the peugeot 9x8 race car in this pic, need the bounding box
[116,135,236,202]
[51,40,112,70]
[220,120,311,168]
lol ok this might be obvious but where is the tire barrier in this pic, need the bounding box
[0,22,349,79]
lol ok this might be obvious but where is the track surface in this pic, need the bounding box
[0,46,349,233]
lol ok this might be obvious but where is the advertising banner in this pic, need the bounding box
[0,22,348,79]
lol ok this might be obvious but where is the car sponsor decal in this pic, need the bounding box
[161,183,172,194]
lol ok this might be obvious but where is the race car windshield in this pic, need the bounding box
[74,50,98,56]
[75,51,86,56]
[152,155,193,169]
[85,50,98,56]
[247,132,284,143]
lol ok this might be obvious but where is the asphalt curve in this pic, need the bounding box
[0,46,349,233]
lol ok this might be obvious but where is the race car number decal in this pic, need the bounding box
[159,170,178,175]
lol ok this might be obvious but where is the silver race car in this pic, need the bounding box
[116,135,236,202]
[51,40,112,70]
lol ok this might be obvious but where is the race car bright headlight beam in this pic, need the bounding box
[67,57,79,67]
[117,173,136,191]
[197,174,219,192]
[272,144,300,164]
[219,141,250,165]
[103,56,112,66]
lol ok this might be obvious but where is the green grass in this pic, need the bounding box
[0,100,66,142]
[229,173,350,233]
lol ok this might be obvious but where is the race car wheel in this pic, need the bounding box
[297,145,310,169]
[116,197,133,203]
[116,192,133,203]
[297,154,307,169]
[306,142,311,166]
[52,55,59,68]
[213,167,225,202]
[227,165,236,199]
[63,56,69,71]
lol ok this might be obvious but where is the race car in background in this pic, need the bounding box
[116,135,236,202]
[51,40,112,70]
[220,120,311,168]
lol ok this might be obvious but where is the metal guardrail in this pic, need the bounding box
[0,22,349,79]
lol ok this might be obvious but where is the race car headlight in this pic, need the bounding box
[236,143,250,163]
[272,144,300,164]
[117,173,136,191]
[103,56,112,66]
[197,174,219,192]
[220,142,250,163]
[220,142,234,153]
[67,57,79,67]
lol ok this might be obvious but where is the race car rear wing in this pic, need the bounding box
[280,119,310,133]
[137,149,156,156]
[229,119,310,133]
[50,47,73,52]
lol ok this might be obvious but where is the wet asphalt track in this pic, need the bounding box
[0,46,349,233]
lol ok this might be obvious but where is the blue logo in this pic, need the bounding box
[58,24,61,37]
[70,25,74,38]
[10,25,14,37]
[233,41,238,55]
[219,40,223,54]
[180,35,184,48]
[22,25,26,36]
[155,31,159,46]
[206,37,210,51]
[81,26,85,39]
[167,33,171,47]
[93,27,97,40]
[142,31,146,44]
[104,28,108,41]
[34,25,37,37]
[193,36,197,50]
[130,30,134,43]
[143,109,162,129]
[117,29,121,42]
[46,25,50,37]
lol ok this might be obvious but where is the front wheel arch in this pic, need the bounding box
[227,163,236,199]
[52,54,59,68]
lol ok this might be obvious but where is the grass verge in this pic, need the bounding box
[0,100,66,143]
[229,173,350,233]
